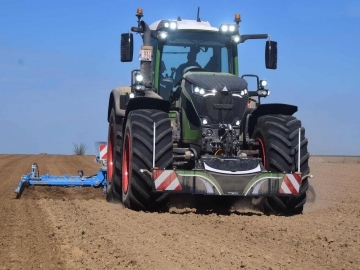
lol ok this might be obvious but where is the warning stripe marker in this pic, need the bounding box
[99,144,107,160]
[279,174,301,195]
[153,170,182,191]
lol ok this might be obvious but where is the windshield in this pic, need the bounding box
[159,32,233,80]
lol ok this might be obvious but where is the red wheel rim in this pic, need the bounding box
[122,134,130,194]
[107,125,114,183]
[256,138,266,168]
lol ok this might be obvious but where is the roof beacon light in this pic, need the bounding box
[136,8,143,16]
[234,13,241,24]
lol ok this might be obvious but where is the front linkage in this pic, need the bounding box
[144,122,307,198]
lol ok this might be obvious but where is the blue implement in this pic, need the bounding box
[14,163,107,198]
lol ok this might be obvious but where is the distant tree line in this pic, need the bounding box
[73,143,87,155]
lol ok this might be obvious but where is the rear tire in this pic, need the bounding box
[122,109,173,211]
[106,108,123,202]
[252,114,310,215]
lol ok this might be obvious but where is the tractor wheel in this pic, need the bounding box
[122,109,173,211]
[252,114,310,215]
[106,108,123,202]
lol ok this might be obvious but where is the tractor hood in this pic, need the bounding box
[182,72,249,126]
[184,72,247,92]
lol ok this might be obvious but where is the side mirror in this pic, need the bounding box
[265,41,277,69]
[120,33,133,62]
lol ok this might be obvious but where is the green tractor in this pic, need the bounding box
[106,8,310,215]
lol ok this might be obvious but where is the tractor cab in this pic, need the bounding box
[120,11,277,103]
[148,19,239,100]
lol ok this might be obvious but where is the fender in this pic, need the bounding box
[108,87,170,122]
[125,96,170,117]
[244,103,298,139]
[107,87,131,122]
[123,95,171,136]
[108,87,171,146]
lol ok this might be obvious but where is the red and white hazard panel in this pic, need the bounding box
[153,170,182,191]
[279,174,301,195]
[99,144,107,160]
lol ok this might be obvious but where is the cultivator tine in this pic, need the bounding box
[14,179,29,199]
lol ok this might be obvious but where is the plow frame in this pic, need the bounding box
[14,162,107,199]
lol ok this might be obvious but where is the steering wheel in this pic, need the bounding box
[183,65,203,74]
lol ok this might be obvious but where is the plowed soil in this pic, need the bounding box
[0,154,359,270]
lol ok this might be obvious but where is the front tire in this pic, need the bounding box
[106,108,123,202]
[252,114,310,215]
[122,109,173,211]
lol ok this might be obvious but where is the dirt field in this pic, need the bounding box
[0,154,359,270]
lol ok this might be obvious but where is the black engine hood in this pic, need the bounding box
[184,72,247,92]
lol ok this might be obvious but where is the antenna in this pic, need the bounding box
[197,7,201,22]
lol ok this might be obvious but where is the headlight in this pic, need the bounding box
[231,88,247,98]
[157,31,168,39]
[170,22,177,29]
[257,89,270,97]
[260,80,267,87]
[231,35,241,44]
[134,85,145,91]
[231,118,241,127]
[221,25,228,32]
[135,74,143,82]
[219,24,238,33]
[159,20,178,30]
[192,85,216,97]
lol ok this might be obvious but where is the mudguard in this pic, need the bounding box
[108,87,170,123]
[244,103,298,138]
[107,87,131,121]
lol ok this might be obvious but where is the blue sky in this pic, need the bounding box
[1,0,359,155]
